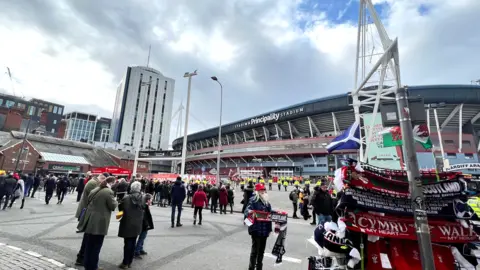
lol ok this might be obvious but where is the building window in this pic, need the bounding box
[465,153,474,159]
[53,106,58,114]
[37,109,43,117]
[446,153,457,158]
[0,99,3,106]
[51,128,55,133]
[58,107,63,115]
[462,140,472,147]
[28,106,35,116]
[53,120,57,125]
[48,105,53,112]
[5,100,15,108]
[444,140,455,145]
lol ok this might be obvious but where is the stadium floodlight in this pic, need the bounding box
[180,70,198,178]
[211,76,223,185]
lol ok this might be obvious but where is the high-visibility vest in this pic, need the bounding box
[316,181,321,186]
[305,180,311,185]
[294,181,300,186]
[240,181,245,185]
[283,181,288,186]
[268,179,273,183]
[259,179,265,184]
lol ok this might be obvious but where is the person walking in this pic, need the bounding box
[77,176,117,270]
[115,178,129,201]
[30,174,41,198]
[192,185,208,225]
[74,173,107,266]
[227,185,235,214]
[56,175,70,204]
[24,173,34,198]
[134,193,154,259]
[44,175,56,205]
[76,174,86,202]
[118,181,144,269]
[170,176,186,228]
[2,173,16,210]
[289,188,300,219]
[245,184,273,270]
[219,186,228,215]
[9,175,25,209]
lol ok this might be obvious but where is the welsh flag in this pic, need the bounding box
[379,124,432,150]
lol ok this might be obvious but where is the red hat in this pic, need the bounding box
[255,183,266,191]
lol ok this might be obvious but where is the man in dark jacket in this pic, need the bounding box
[242,182,254,214]
[57,176,70,204]
[30,174,41,198]
[44,175,56,205]
[170,177,186,227]
[2,173,17,210]
[25,173,34,197]
[226,185,234,214]
[76,175,86,202]
[209,185,219,213]
[116,178,129,201]
[311,183,333,226]
[0,175,6,210]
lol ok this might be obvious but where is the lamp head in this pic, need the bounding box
[211,76,218,81]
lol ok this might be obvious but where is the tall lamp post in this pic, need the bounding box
[132,79,152,177]
[211,76,223,185]
[180,70,198,178]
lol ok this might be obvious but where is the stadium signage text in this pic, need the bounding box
[138,150,182,158]
[445,163,480,171]
[233,107,305,129]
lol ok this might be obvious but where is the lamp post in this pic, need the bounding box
[132,79,152,177]
[211,76,223,185]
[180,70,198,178]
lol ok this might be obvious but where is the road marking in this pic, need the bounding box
[25,251,42,257]
[7,245,22,251]
[264,253,302,264]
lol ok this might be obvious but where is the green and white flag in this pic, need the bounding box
[379,124,432,150]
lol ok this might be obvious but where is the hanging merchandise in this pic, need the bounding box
[271,211,288,264]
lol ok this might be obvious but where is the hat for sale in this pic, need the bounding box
[255,183,266,191]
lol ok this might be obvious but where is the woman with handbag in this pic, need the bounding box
[117,181,145,269]
[77,176,117,270]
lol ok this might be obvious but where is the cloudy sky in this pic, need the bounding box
[0,0,479,144]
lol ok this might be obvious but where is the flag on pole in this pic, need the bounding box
[326,121,360,153]
[380,124,432,150]
[380,126,402,147]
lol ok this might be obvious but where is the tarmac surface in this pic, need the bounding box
[0,184,317,270]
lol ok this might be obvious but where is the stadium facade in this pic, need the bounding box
[172,85,480,178]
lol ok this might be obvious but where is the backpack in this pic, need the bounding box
[289,191,295,201]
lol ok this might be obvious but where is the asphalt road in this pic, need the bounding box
[0,185,317,270]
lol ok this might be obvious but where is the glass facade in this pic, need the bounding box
[64,113,97,142]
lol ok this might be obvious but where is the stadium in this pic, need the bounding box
[172,84,480,179]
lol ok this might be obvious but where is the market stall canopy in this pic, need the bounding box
[40,152,90,165]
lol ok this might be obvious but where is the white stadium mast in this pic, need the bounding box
[351,0,401,163]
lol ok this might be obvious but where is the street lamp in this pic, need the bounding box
[211,76,223,185]
[132,79,152,177]
[180,70,198,178]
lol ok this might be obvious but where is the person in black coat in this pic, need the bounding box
[76,175,86,202]
[241,182,254,214]
[25,173,34,197]
[118,181,144,269]
[226,185,235,214]
[56,176,70,204]
[170,177,186,227]
[116,178,129,201]
[44,175,56,205]
[134,193,154,259]
[3,174,17,210]
[30,174,41,198]
[0,175,6,209]
[209,185,219,213]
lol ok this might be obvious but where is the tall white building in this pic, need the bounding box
[110,66,175,150]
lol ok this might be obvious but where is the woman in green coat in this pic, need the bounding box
[77,176,117,270]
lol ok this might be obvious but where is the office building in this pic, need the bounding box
[110,66,175,150]
[64,112,97,142]
[94,117,111,142]
[0,93,64,137]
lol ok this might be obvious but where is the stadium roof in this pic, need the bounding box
[173,84,480,147]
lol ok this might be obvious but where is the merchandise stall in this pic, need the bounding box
[309,160,480,270]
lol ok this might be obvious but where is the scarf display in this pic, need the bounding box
[338,188,476,219]
[324,163,480,269]
[271,211,288,264]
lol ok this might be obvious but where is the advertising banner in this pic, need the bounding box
[344,211,478,243]
[446,163,480,171]
[363,113,402,169]
[48,164,82,172]
[138,150,182,158]
[150,173,179,181]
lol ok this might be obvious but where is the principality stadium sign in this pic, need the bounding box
[233,106,305,129]
[445,163,480,171]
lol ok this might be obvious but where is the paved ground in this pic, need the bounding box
[0,185,316,270]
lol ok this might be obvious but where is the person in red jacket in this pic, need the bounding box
[192,185,208,225]
[219,186,228,215]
